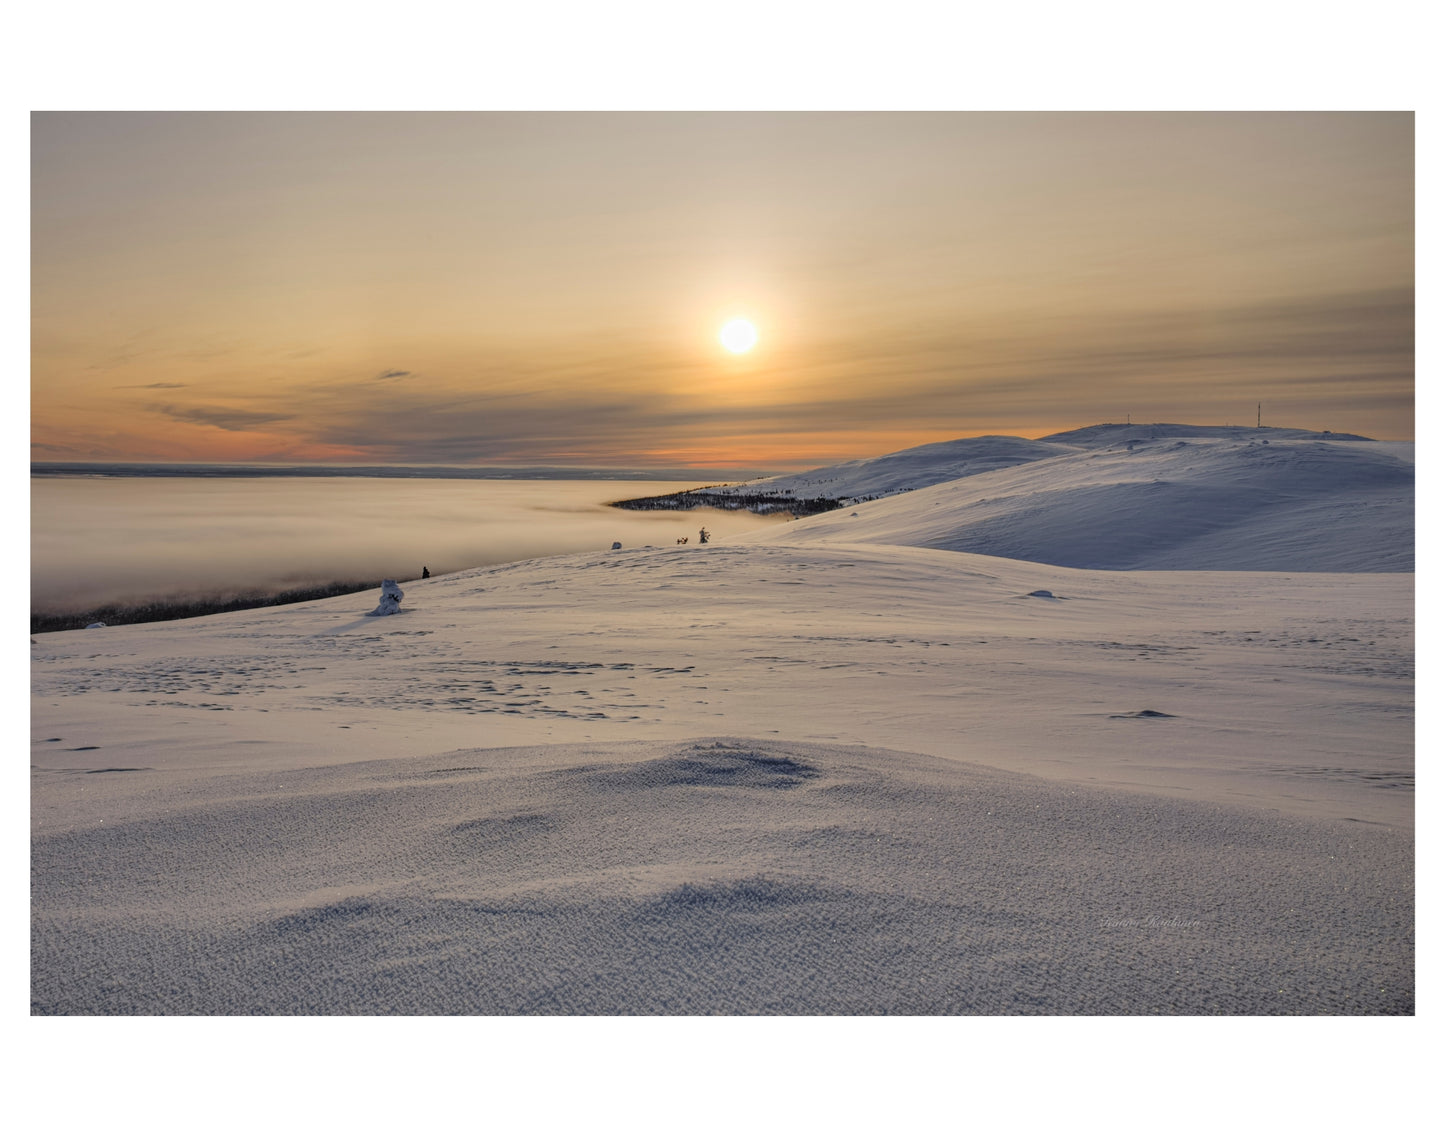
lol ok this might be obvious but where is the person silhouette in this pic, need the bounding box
[422,566,430,578]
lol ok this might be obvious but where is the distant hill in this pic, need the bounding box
[736,431,1413,572]
[708,425,1376,510]
[710,435,1081,504]
[1041,423,1374,447]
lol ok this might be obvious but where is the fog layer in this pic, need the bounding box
[31,478,784,613]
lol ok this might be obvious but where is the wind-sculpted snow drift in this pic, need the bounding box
[30,739,1412,1015]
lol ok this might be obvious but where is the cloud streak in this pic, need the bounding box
[54,281,1406,467]
[269,285,1413,464]
[154,404,297,432]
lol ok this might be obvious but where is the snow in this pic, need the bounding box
[29,427,1414,1015]
[709,425,1381,508]
[1040,422,1375,446]
[364,579,405,616]
[713,435,1081,503]
[738,437,1413,572]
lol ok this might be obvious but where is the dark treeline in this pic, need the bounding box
[31,579,387,634]
[611,491,845,517]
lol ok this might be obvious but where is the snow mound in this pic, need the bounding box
[365,579,404,616]
[741,438,1413,572]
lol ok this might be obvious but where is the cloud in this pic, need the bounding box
[154,404,296,432]
[122,381,189,389]
[113,284,1408,465]
[279,285,1407,461]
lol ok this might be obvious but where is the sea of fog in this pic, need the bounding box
[31,476,790,615]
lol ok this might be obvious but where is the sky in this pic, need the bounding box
[31,112,1414,470]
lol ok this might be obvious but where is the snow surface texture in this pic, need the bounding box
[712,435,1081,503]
[30,427,1414,1015]
[714,425,1373,506]
[31,738,1410,1016]
[737,436,1413,572]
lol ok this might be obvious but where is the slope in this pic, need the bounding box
[740,436,1413,572]
[710,435,1080,503]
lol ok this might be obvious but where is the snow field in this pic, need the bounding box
[30,738,1412,1015]
[31,428,1414,1013]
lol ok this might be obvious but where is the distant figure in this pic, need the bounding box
[422,566,430,578]
[611,541,623,550]
[676,536,688,545]
[698,527,710,544]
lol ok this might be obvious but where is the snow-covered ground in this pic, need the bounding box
[30,428,1414,1014]
[711,435,1081,502]
[709,423,1377,504]
[744,435,1413,571]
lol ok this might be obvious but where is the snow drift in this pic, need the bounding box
[365,579,405,616]
[31,737,1411,1015]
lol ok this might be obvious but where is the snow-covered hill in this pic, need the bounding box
[741,435,1413,572]
[712,435,1081,503]
[713,425,1377,508]
[1040,422,1374,448]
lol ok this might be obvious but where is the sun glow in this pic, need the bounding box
[719,318,759,354]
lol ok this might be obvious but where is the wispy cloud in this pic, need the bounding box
[92,283,1411,464]
[173,284,1383,465]
[122,381,189,389]
[154,404,296,432]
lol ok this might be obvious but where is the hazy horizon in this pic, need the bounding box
[31,477,790,614]
[32,112,1413,471]
[29,460,778,480]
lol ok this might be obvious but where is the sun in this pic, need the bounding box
[719,318,759,354]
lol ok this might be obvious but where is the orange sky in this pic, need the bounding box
[31,112,1413,470]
